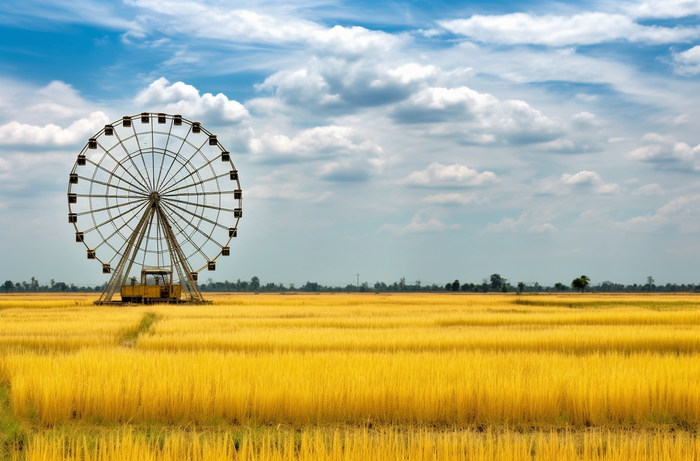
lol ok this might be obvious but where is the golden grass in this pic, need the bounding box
[4,348,700,427]
[138,323,700,353]
[0,305,146,351]
[19,427,700,461]
[2,293,700,460]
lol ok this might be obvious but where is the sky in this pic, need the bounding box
[1,0,700,288]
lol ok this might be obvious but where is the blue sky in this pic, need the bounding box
[1,0,700,287]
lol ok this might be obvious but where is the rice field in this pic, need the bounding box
[1,292,699,460]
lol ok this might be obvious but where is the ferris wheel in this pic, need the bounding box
[67,112,242,304]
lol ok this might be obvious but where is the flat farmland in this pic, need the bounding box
[1,293,700,460]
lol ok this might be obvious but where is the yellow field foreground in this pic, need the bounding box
[3,348,700,426]
[2,293,700,460]
[20,427,700,461]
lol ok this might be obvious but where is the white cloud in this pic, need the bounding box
[125,0,322,44]
[393,87,564,145]
[254,60,435,112]
[673,45,700,75]
[439,12,700,46]
[403,162,497,188]
[561,170,603,186]
[249,125,383,164]
[628,133,700,170]
[624,0,700,19]
[134,78,249,123]
[622,194,700,232]
[422,192,488,205]
[0,112,110,146]
[123,1,403,58]
[379,213,456,235]
[632,183,665,196]
[317,156,384,182]
[484,212,556,234]
[537,171,619,195]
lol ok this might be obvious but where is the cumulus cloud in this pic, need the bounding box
[255,60,436,113]
[134,78,248,123]
[536,171,619,195]
[673,45,700,75]
[125,0,402,58]
[439,12,700,46]
[317,157,384,182]
[403,162,497,188]
[422,192,488,205]
[622,194,700,232]
[249,125,383,163]
[392,87,564,144]
[378,213,456,235]
[484,212,556,234]
[125,0,322,44]
[628,133,700,170]
[624,0,700,19]
[632,183,665,196]
[0,112,110,146]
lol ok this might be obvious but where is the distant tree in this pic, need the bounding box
[452,280,460,291]
[481,282,489,293]
[54,282,68,291]
[490,274,505,290]
[461,283,474,292]
[646,276,655,291]
[517,282,525,294]
[250,276,260,291]
[302,281,319,292]
[554,282,564,291]
[571,275,590,292]
[2,280,12,293]
[501,284,508,293]
[445,282,452,291]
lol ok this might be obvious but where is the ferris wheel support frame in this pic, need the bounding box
[68,112,241,305]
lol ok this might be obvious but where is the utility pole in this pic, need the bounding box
[356,273,360,287]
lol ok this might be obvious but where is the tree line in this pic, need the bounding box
[2,274,698,294]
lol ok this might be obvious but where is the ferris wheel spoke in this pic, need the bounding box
[129,122,155,191]
[76,198,148,216]
[155,123,194,192]
[159,198,230,234]
[157,138,209,192]
[86,157,150,195]
[95,205,148,253]
[77,194,144,199]
[160,201,226,247]
[111,130,155,192]
[160,172,229,196]
[161,196,237,214]
[81,200,149,234]
[163,190,234,197]
[158,202,215,262]
[154,119,175,191]
[95,140,154,193]
[79,176,149,196]
[95,206,149,260]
